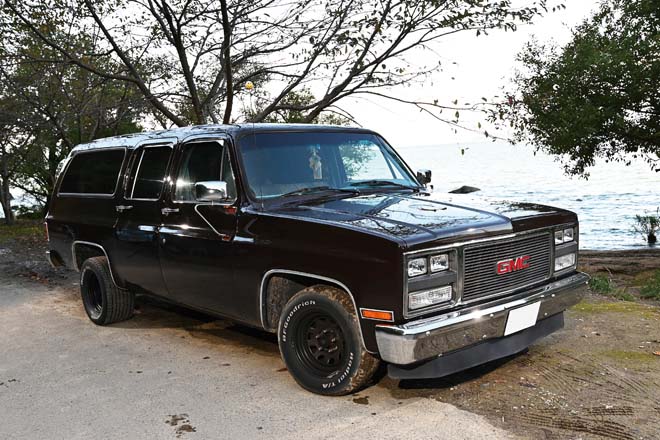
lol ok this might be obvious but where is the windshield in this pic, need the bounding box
[237,131,419,200]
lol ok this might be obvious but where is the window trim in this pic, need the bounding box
[57,147,127,198]
[125,143,174,201]
[171,138,237,205]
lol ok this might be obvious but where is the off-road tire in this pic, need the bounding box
[278,285,380,395]
[80,256,134,325]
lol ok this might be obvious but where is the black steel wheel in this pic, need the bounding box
[80,256,135,325]
[278,285,380,395]
[295,312,347,376]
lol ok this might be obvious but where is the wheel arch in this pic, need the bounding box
[71,241,121,288]
[260,269,372,353]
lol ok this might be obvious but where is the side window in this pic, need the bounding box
[174,141,236,202]
[127,146,172,200]
[59,149,125,195]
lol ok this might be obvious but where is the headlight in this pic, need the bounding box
[555,253,576,271]
[407,258,427,277]
[555,227,575,244]
[430,254,449,272]
[408,285,452,310]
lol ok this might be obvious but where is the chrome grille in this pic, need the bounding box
[462,233,551,302]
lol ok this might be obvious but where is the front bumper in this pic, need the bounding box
[375,272,589,365]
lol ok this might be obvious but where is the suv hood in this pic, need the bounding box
[267,192,576,249]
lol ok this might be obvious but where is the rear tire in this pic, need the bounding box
[80,256,134,325]
[278,285,379,395]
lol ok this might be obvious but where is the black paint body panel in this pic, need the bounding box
[45,124,578,353]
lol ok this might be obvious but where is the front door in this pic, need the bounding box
[113,142,174,295]
[158,139,240,316]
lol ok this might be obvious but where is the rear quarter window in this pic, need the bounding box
[59,149,126,195]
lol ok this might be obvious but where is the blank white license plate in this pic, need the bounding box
[504,302,541,336]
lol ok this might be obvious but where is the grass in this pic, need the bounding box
[572,301,660,319]
[612,290,636,302]
[639,270,660,300]
[598,350,658,366]
[588,274,636,301]
[589,275,614,294]
[0,220,43,242]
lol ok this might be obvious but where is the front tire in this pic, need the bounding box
[278,285,379,395]
[80,256,134,325]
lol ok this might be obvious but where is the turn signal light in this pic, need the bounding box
[360,309,394,322]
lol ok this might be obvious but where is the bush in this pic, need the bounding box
[633,208,659,245]
[640,270,660,300]
[14,204,44,220]
[589,275,613,294]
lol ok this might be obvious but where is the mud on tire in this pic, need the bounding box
[278,285,380,395]
[80,256,135,325]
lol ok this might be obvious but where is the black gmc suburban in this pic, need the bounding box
[45,124,589,395]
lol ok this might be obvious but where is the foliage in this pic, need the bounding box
[245,88,351,126]
[0,219,42,241]
[588,275,638,301]
[640,270,660,300]
[633,207,659,245]
[0,6,144,208]
[14,204,42,220]
[496,0,659,176]
[589,275,614,294]
[611,291,636,302]
[3,0,556,127]
[0,92,27,224]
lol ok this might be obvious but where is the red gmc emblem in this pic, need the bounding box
[496,256,531,274]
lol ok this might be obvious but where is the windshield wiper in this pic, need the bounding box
[280,186,360,198]
[347,180,421,192]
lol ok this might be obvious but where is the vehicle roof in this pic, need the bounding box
[70,123,373,153]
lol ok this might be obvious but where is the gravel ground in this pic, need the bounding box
[0,274,515,440]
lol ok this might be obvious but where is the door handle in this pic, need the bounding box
[161,207,180,215]
[116,205,133,212]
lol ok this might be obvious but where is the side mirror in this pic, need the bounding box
[195,181,228,202]
[416,169,432,185]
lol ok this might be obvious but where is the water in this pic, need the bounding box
[397,142,659,250]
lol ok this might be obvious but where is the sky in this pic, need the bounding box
[342,1,602,148]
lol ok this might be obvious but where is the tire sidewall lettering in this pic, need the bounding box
[281,299,316,343]
[321,351,355,390]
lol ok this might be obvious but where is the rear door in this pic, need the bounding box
[158,138,240,316]
[113,141,175,295]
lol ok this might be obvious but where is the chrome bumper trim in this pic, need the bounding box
[375,272,589,365]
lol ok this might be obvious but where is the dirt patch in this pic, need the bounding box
[380,291,660,439]
[165,414,197,438]
[0,220,75,287]
[580,249,660,303]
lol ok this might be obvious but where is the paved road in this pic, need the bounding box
[0,277,516,440]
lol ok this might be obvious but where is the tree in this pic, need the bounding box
[0,7,145,210]
[496,0,659,176]
[245,87,352,125]
[0,94,30,224]
[4,0,555,128]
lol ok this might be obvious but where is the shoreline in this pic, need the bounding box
[579,248,659,276]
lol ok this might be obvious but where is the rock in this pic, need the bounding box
[449,185,480,194]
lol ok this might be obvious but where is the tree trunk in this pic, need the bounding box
[220,0,233,124]
[0,177,14,225]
